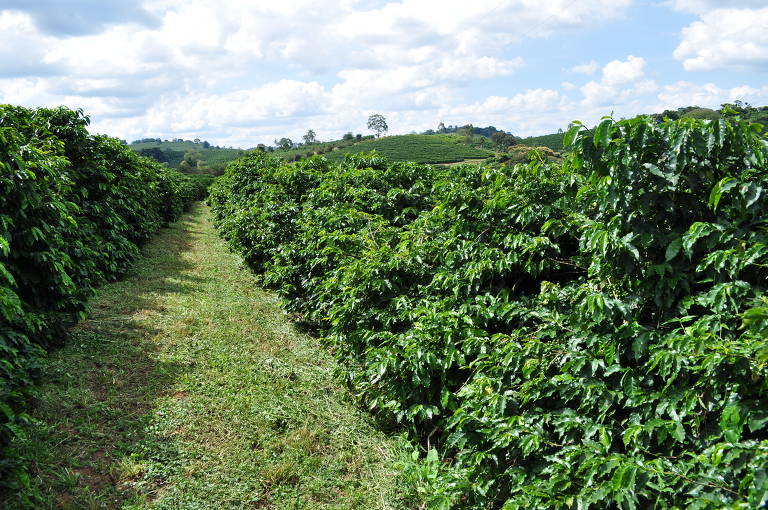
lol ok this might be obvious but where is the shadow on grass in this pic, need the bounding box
[2,212,209,509]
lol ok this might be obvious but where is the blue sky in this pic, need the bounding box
[1,0,766,147]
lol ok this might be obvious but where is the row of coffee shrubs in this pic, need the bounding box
[0,106,205,487]
[209,115,768,509]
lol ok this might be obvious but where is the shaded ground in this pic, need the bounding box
[2,203,408,509]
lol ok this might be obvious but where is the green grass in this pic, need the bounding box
[2,204,410,510]
[318,134,493,164]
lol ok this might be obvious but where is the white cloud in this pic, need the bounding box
[579,56,657,107]
[5,0,764,149]
[571,61,599,74]
[667,0,767,14]
[0,11,63,78]
[0,78,51,105]
[674,7,768,72]
[602,55,647,85]
[436,56,524,80]
[430,88,571,136]
[0,0,635,145]
[656,81,768,110]
[1,0,159,36]
[470,89,565,114]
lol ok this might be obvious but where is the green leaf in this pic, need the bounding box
[682,222,720,257]
[671,421,685,442]
[599,427,611,449]
[748,411,768,433]
[665,238,682,262]
[632,334,648,360]
[720,404,742,442]
[708,176,738,211]
[564,123,583,148]
[594,118,613,148]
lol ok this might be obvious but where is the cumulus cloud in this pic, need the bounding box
[3,0,761,148]
[601,55,647,85]
[656,81,768,110]
[667,0,767,14]
[0,0,638,145]
[462,89,565,114]
[1,0,159,36]
[571,61,599,74]
[0,12,63,78]
[580,56,657,107]
[421,88,573,137]
[0,78,52,106]
[673,7,768,71]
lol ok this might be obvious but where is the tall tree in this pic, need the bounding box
[139,147,168,163]
[302,129,317,145]
[491,131,517,150]
[178,149,207,173]
[274,137,293,150]
[459,123,475,143]
[367,114,388,138]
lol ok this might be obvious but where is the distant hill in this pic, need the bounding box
[129,140,244,173]
[516,103,768,154]
[518,132,565,152]
[132,103,768,171]
[276,134,494,164]
[270,136,371,162]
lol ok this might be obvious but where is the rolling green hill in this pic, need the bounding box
[272,137,367,161]
[518,132,565,152]
[517,104,768,155]
[129,140,245,170]
[305,134,494,164]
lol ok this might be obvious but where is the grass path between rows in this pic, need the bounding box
[4,203,409,509]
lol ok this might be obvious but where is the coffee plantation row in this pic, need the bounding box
[0,106,205,486]
[210,115,768,509]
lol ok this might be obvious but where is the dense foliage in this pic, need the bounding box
[210,115,768,508]
[0,105,204,487]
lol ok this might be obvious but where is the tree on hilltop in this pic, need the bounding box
[178,149,208,173]
[139,147,168,163]
[367,114,388,138]
[274,137,293,150]
[302,129,317,145]
[458,123,477,145]
[491,131,517,150]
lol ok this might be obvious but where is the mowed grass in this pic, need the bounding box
[324,134,493,164]
[2,203,408,509]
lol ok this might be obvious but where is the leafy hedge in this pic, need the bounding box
[0,105,204,486]
[210,116,768,509]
